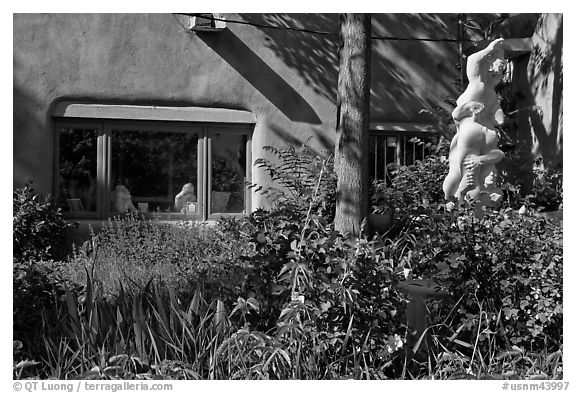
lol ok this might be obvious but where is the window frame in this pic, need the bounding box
[53,117,252,221]
[369,122,439,181]
[206,124,252,220]
[53,120,104,219]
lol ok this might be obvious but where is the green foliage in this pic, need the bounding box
[374,152,562,353]
[61,215,254,302]
[366,146,562,377]
[250,144,337,222]
[245,209,408,341]
[527,162,563,211]
[212,157,243,192]
[409,204,562,348]
[13,182,78,365]
[13,182,76,262]
[13,259,69,365]
[371,154,449,230]
[13,140,563,380]
[39,275,232,379]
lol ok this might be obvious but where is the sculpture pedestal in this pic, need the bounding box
[397,279,450,354]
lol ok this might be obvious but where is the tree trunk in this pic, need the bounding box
[334,14,371,237]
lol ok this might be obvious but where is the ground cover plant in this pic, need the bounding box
[370,146,563,379]
[13,142,562,380]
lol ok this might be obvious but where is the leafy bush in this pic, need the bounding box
[368,146,562,371]
[14,140,563,379]
[527,162,563,211]
[36,208,410,380]
[410,204,562,349]
[46,146,410,379]
[13,182,76,262]
[374,153,562,351]
[13,182,77,363]
[60,215,254,302]
[13,258,69,365]
[251,144,337,222]
[371,154,448,233]
[243,209,408,335]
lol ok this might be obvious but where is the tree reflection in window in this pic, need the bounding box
[111,130,198,214]
[211,133,247,213]
[58,128,98,212]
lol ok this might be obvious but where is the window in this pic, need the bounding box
[53,105,253,220]
[369,123,438,181]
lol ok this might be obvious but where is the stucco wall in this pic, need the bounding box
[16,13,564,213]
[14,13,464,205]
[525,13,563,168]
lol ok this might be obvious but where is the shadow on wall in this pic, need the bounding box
[497,14,562,193]
[263,122,335,156]
[508,14,562,171]
[529,14,563,168]
[196,26,321,125]
[370,14,460,121]
[240,13,460,122]
[13,70,46,191]
[239,14,340,103]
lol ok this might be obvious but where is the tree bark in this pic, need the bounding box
[334,14,371,237]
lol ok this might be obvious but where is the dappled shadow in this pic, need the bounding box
[196,26,322,124]
[13,56,46,191]
[238,14,340,103]
[510,14,562,170]
[240,14,462,123]
[266,122,335,156]
[239,14,463,228]
[497,14,562,191]
[531,14,562,169]
[370,14,461,122]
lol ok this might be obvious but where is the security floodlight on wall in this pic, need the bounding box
[188,14,226,32]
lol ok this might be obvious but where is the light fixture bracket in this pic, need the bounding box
[188,13,226,32]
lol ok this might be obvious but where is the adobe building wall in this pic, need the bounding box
[13,14,460,205]
[13,13,561,209]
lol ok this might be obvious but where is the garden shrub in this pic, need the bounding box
[61,215,255,303]
[527,161,563,212]
[251,143,337,222]
[13,182,76,262]
[372,154,448,216]
[409,204,563,350]
[219,143,411,377]
[13,182,77,362]
[375,153,563,353]
[13,259,69,363]
[215,210,410,378]
[15,139,563,379]
[46,208,410,379]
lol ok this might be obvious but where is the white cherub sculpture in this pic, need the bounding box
[174,183,197,213]
[111,185,138,213]
[442,38,507,205]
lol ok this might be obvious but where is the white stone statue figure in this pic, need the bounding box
[443,38,507,206]
[111,185,138,213]
[174,183,197,213]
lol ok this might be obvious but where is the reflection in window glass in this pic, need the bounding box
[111,130,198,214]
[211,132,247,213]
[370,134,435,181]
[58,128,98,212]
